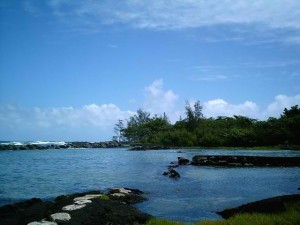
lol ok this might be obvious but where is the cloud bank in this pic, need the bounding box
[22,0,300,44]
[0,104,134,141]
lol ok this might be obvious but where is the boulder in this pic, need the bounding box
[178,157,190,165]
[162,169,180,179]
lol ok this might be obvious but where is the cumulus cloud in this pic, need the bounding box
[143,79,179,122]
[0,104,134,140]
[202,95,300,119]
[264,95,300,118]
[203,99,259,118]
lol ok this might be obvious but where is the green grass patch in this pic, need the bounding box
[146,218,184,225]
[147,202,300,225]
[100,194,110,200]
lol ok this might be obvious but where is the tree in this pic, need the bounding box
[194,100,203,121]
[114,119,124,142]
[184,100,203,131]
[123,109,152,143]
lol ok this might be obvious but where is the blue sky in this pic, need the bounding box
[0,0,300,141]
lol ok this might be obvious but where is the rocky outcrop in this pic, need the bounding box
[0,189,151,225]
[163,169,180,179]
[217,194,300,219]
[0,141,123,151]
[108,188,147,204]
[129,145,178,151]
[178,157,190,165]
[191,155,300,167]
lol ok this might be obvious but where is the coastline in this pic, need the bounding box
[1,190,299,225]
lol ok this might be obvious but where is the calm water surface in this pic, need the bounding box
[0,148,299,222]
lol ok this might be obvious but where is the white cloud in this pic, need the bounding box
[143,79,179,122]
[18,1,300,44]
[264,94,300,118]
[203,99,259,118]
[22,1,299,32]
[202,95,300,119]
[0,104,134,140]
[37,0,300,30]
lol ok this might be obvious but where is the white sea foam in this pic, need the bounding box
[0,141,23,145]
[0,141,66,145]
[29,141,66,145]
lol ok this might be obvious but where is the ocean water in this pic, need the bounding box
[0,148,299,222]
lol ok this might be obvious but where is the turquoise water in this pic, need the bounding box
[0,148,299,222]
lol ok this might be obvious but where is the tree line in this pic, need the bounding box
[114,101,300,148]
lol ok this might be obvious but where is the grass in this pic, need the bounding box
[100,194,110,200]
[146,218,184,225]
[146,202,300,225]
[182,146,282,150]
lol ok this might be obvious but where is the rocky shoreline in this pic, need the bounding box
[1,189,299,225]
[162,155,300,179]
[0,141,123,151]
[0,188,151,225]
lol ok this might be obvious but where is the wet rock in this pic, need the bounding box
[178,157,190,165]
[169,169,180,178]
[163,169,180,179]
[192,155,300,167]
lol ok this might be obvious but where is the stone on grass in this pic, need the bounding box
[74,199,92,205]
[73,194,102,202]
[111,193,126,197]
[50,213,71,222]
[28,221,57,225]
[62,204,86,211]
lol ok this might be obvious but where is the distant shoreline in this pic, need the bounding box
[1,142,300,151]
[0,141,124,151]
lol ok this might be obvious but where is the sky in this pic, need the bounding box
[0,0,300,141]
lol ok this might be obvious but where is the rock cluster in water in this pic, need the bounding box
[0,141,122,151]
[191,155,300,167]
[0,188,151,225]
[163,156,190,179]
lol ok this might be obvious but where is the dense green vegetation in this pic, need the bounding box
[115,102,300,148]
[146,202,300,225]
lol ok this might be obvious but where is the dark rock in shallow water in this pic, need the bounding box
[162,169,180,179]
[178,157,190,165]
[217,194,300,219]
[0,189,151,225]
[129,145,176,150]
[192,155,300,167]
